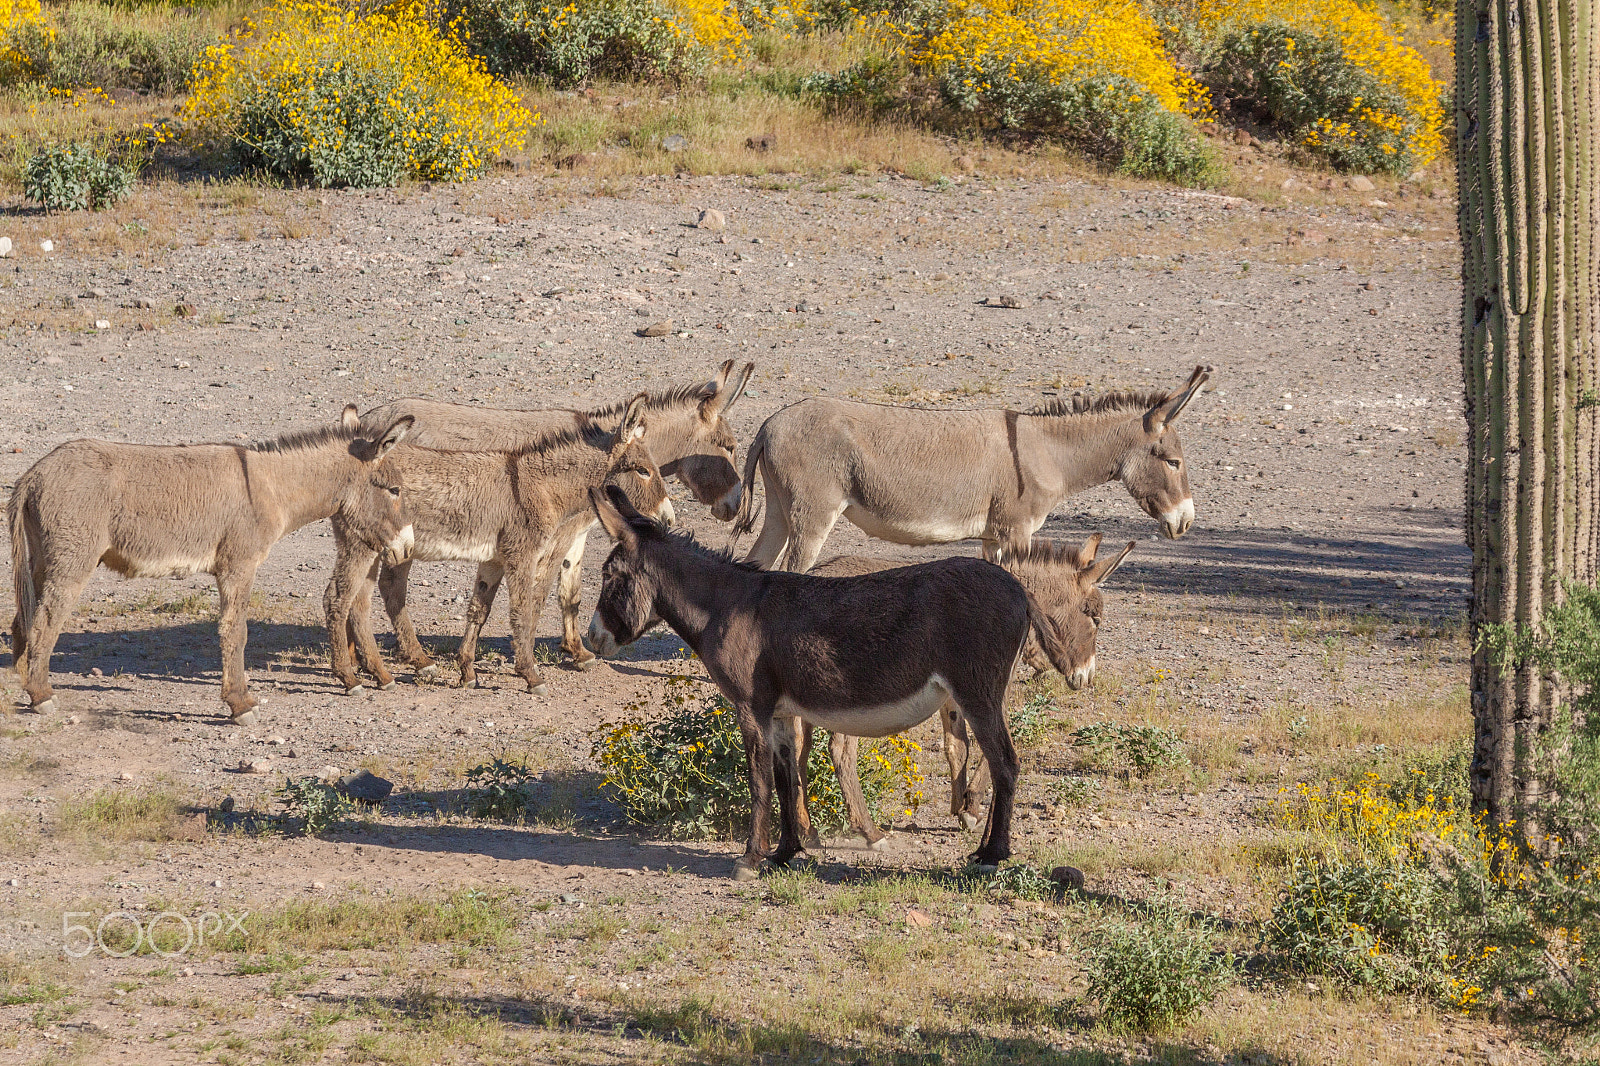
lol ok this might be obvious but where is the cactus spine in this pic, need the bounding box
[1458,0,1599,840]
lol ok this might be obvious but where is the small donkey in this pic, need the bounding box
[805,535,1133,845]
[585,485,1035,879]
[8,412,415,723]
[326,395,669,697]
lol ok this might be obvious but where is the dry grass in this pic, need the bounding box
[55,786,198,842]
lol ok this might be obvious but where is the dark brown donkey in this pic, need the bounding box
[8,413,415,723]
[736,365,1211,571]
[804,535,1134,846]
[359,360,754,669]
[326,396,669,697]
[584,485,1034,880]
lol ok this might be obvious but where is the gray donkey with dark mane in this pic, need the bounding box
[735,365,1211,571]
[584,484,1038,880]
[9,411,415,724]
[359,361,754,669]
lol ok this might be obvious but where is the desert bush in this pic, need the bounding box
[278,776,354,834]
[1086,894,1232,1030]
[464,755,540,820]
[591,674,926,839]
[1070,721,1187,775]
[0,0,46,80]
[799,54,904,111]
[5,2,219,93]
[1159,0,1444,175]
[901,0,1218,183]
[984,862,1056,900]
[22,137,139,210]
[444,0,744,85]
[182,0,533,187]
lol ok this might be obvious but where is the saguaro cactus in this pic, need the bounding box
[1457,0,1599,840]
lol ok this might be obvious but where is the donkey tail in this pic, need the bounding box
[732,423,768,537]
[1023,589,1073,677]
[8,477,37,668]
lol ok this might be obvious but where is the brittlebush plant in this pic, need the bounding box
[1156,0,1444,174]
[182,0,533,188]
[592,674,926,840]
[0,0,46,79]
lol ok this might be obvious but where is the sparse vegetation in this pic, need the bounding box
[277,776,354,835]
[1085,894,1233,1030]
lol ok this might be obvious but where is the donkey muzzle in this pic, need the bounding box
[711,482,742,523]
[1066,655,1096,691]
[654,498,677,528]
[584,612,620,658]
[383,524,416,564]
[1160,498,1195,539]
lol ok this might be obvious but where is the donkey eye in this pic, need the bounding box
[636,469,653,480]
[387,486,401,498]
[1164,458,1181,469]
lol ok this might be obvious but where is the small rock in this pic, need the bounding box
[94,319,110,330]
[119,771,134,782]
[313,882,326,891]
[40,239,54,252]
[1050,866,1086,891]
[6,878,18,887]
[696,208,726,232]
[637,319,674,337]
[317,765,342,782]
[174,303,197,318]
[219,795,235,812]
[90,667,102,677]
[1232,129,1252,146]
[336,769,393,804]
[745,133,777,152]
[240,758,272,774]
[932,272,951,281]
[181,968,193,977]
[65,714,80,725]
[985,295,1024,308]
[661,133,688,152]
[1349,175,1376,192]
[0,237,11,258]
[905,908,933,928]
[133,297,154,309]
[212,879,224,889]
[268,735,287,745]
[560,893,578,904]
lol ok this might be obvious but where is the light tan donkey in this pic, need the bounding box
[8,412,415,724]
[325,394,669,697]
[736,366,1210,572]
[804,536,1133,846]
[359,360,754,670]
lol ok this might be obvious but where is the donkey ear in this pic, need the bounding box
[717,362,756,416]
[699,360,736,419]
[341,404,361,432]
[372,416,413,460]
[590,486,638,548]
[1078,532,1103,565]
[1144,364,1212,434]
[615,393,649,445]
[1086,541,1136,586]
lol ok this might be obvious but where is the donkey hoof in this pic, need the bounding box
[231,710,259,727]
[417,663,441,678]
[346,685,365,697]
[30,698,57,715]
[867,837,890,852]
[529,683,549,698]
[731,862,761,882]
[958,812,981,831]
[571,657,597,673]
[377,680,396,691]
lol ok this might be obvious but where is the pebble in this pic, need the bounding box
[560,893,578,904]
[39,239,53,252]
[317,765,342,782]
[1349,175,1375,192]
[637,320,674,337]
[268,735,287,745]
[133,297,154,309]
[65,715,79,725]
[181,968,193,977]
[174,303,197,318]
[119,771,135,782]
[0,237,10,257]
[985,295,1024,308]
[696,209,725,232]
[336,769,393,804]
[313,881,325,890]
[905,907,933,928]
[94,319,110,330]
[6,878,18,887]
[241,758,272,774]
[212,879,223,888]
[90,667,102,677]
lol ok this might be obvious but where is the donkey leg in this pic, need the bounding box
[503,557,551,697]
[829,732,888,849]
[378,558,435,674]
[19,555,96,713]
[454,559,505,688]
[780,499,846,574]
[347,556,394,690]
[216,563,263,723]
[324,539,377,694]
[743,471,792,569]
[555,531,595,669]
[769,718,808,867]
[735,705,777,880]
[959,695,1019,870]
[793,720,820,848]
[940,702,974,824]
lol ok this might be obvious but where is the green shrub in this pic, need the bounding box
[1262,857,1455,995]
[984,862,1057,901]
[6,2,217,93]
[22,140,137,211]
[799,55,906,111]
[591,675,925,840]
[1071,721,1188,775]
[1086,895,1232,1030]
[278,777,354,835]
[1050,775,1100,808]
[464,756,540,821]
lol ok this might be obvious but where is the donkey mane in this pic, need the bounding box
[643,522,764,572]
[587,382,709,419]
[248,424,365,454]
[1007,539,1091,569]
[1028,389,1171,419]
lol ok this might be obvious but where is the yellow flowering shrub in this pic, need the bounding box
[592,674,925,840]
[0,0,46,80]
[445,0,744,86]
[1162,0,1444,173]
[182,0,533,187]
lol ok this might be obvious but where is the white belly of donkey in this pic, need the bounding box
[775,674,952,737]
